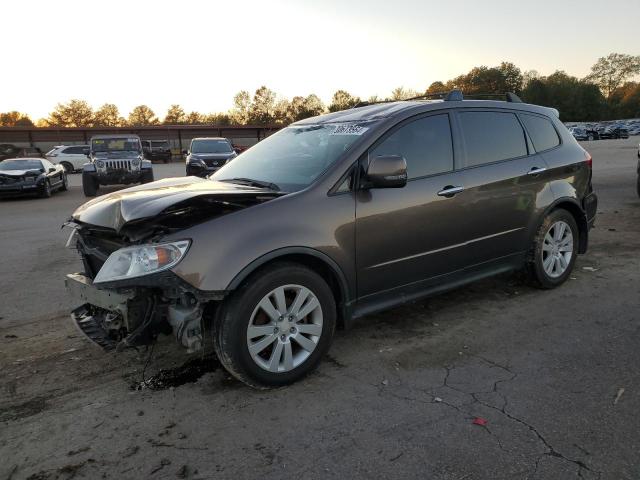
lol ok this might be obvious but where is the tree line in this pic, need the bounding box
[1,53,638,128]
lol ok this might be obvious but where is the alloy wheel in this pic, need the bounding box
[542,220,573,278]
[247,284,323,373]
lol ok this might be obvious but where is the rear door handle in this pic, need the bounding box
[527,166,547,175]
[437,185,464,197]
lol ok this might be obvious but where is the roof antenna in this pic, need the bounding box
[444,90,463,101]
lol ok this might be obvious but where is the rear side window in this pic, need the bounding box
[520,114,560,152]
[459,111,527,167]
[370,114,453,179]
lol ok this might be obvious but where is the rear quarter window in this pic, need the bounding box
[520,114,561,152]
[458,111,527,167]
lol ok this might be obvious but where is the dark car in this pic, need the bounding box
[64,91,597,388]
[0,144,43,161]
[184,137,237,177]
[598,126,629,139]
[82,134,154,197]
[0,158,67,198]
[142,140,173,162]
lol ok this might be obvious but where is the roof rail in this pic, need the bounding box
[352,90,524,108]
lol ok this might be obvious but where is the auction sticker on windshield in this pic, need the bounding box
[331,124,369,135]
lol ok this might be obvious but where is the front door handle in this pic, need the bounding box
[527,166,547,176]
[437,185,464,197]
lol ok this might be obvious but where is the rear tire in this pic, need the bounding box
[82,172,98,197]
[141,169,154,184]
[526,209,578,289]
[213,262,336,388]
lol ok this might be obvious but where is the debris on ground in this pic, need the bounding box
[434,397,443,403]
[67,446,90,456]
[381,379,389,386]
[5,334,18,339]
[150,458,171,475]
[131,356,219,391]
[614,388,625,405]
[582,266,599,272]
[472,417,488,426]
[121,445,139,458]
[176,465,189,478]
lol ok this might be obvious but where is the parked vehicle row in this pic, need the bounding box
[63,92,598,388]
[567,119,639,141]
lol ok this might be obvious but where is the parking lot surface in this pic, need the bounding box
[1,139,639,479]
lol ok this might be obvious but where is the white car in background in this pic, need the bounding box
[45,145,89,173]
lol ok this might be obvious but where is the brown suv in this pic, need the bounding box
[64,91,597,388]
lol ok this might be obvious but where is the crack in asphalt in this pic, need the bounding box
[439,359,602,480]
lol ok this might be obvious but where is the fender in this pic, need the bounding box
[538,196,589,254]
[227,246,353,324]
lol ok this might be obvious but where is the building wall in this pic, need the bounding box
[0,126,281,155]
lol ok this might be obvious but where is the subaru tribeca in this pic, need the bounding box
[64,91,597,388]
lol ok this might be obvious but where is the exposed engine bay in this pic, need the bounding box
[64,185,283,354]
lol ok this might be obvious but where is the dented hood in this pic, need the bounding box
[72,176,279,231]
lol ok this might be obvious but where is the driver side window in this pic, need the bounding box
[370,113,454,180]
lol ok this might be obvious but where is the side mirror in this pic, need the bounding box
[86,152,91,158]
[365,155,407,188]
[49,167,56,173]
[182,150,188,155]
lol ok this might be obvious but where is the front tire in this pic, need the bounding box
[526,209,578,289]
[82,172,98,197]
[40,179,52,198]
[213,262,336,388]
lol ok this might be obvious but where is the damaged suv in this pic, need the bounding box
[65,92,597,388]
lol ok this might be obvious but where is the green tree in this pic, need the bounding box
[164,104,186,124]
[48,99,94,127]
[204,113,232,126]
[185,111,204,124]
[586,53,640,99]
[426,81,446,95]
[0,111,34,127]
[328,90,360,112]
[390,87,419,100]
[93,104,124,127]
[522,71,606,121]
[128,105,158,126]
[248,86,277,125]
[230,90,251,125]
[608,82,640,118]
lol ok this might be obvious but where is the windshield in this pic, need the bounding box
[211,122,372,192]
[92,138,141,153]
[0,159,42,171]
[191,139,232,154]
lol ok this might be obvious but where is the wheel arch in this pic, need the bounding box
[227,247,353,329]
[543,198,589,254]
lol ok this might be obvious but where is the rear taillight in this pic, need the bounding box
[584,151,592,168]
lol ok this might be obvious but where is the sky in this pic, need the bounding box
[2,0,639,120]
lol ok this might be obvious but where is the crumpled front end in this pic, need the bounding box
[64,222,223,354]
